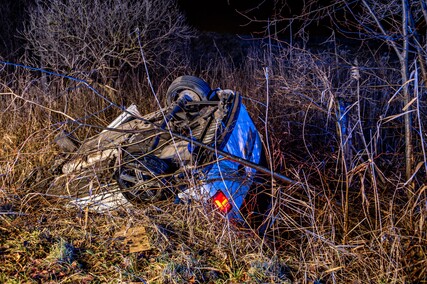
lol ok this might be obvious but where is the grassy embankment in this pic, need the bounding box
[1,32,426,283]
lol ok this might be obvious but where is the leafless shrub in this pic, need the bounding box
[22,0,194,85]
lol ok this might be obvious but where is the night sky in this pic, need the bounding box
[177,0,331,37]
[177,0,282,33]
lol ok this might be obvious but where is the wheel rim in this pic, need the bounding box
[116,154,170,203]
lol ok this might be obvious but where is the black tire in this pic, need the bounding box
[116,153,171,203]
[165,75,211,106]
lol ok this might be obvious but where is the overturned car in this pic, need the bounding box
[57,76,283,230]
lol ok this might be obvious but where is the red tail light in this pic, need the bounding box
[212,190,232,213]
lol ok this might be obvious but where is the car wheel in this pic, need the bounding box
[165,75,211,106]
[116,153,171,203]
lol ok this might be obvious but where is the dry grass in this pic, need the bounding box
[1,37,426,284]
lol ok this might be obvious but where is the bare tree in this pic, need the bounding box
[271,0,426,186]
[338,0,427,188]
